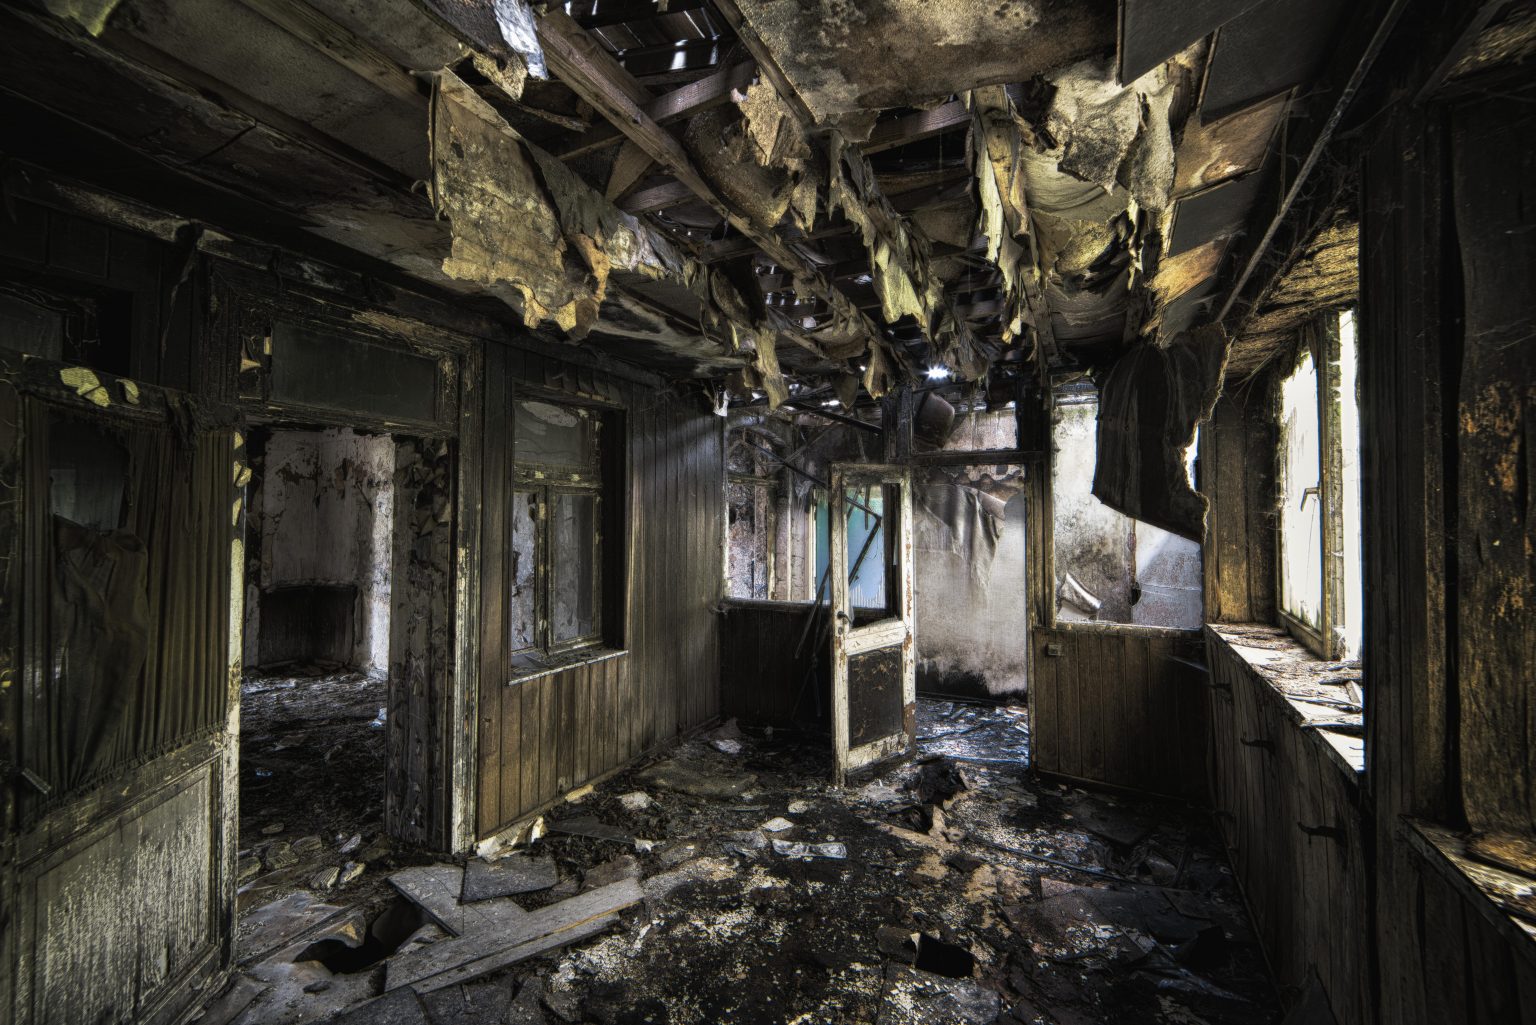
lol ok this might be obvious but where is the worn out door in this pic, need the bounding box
[829,463,915,783]
[0,353,239,1025]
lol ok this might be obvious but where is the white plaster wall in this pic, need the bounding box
[914,492,1030,698]
[247,428,395,675]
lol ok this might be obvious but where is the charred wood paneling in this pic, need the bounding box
[474,351,723,838]
[1031,625,1208,801]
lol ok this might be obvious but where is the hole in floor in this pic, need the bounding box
[297,895,427,974]
[913,934,975,978]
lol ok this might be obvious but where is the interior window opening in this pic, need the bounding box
[1051,391,1204,629]
[509,398,615,672]
[1275,308,1362,663]
[237,425,398,872]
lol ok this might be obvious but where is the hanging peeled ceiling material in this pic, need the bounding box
[1091,324,1229,542]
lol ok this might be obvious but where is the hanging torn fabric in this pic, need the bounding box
[1092,325,1229,542]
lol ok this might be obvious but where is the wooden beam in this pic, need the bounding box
[708,0,816,127]
[537,10,883,352]
[621,179,695,213]
[572,0,710,29]
[864,99,971,155]
[560,60,755,159]
[234,0,426,107]
[605,139,654,200]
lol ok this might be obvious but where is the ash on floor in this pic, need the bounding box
[207,699,1278,1025]
[236,668,416,926]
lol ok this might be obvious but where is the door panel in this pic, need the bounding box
[0,352,238,1025]
[830,464,914,782]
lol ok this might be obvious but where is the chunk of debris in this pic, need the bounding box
[462,853,560,902]
[772,839,848,860]
[582,855,640,891]
[293,834,325,856]
[548,814,632,844]
[309,866,340,891]
[726,830,769,856]
[338,861,365,886]
[638,756,756,799]
[263,841,298,871]
[915,758,968,806]
[618,791,652,812]
[877,924,920,962]
[761,816,795,833]
[877,964,1000,1025]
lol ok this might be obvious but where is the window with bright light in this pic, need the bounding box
[1279,349,1324,632]
[1275,310,1363,661]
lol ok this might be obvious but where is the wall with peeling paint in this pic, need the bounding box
[1053,399,1202,627]
[915,491,1029,698]
[244,427,395,675]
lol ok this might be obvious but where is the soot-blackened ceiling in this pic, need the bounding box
[6,0,1363,410]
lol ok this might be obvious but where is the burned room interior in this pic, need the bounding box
[0,0,1533,1023]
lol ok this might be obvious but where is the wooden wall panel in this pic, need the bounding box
[1206,630,1368,1024]
[474,363,723,837]
[1031,625,1208,801]
[1200,380,1277,624]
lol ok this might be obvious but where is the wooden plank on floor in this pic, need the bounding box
[390,878,643,992]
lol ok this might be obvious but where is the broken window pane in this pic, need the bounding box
[510,489,537,653]
[550,491,598,644]
[1052,395,1203,628]
[1278,349,1324,631]
[514,399,595,469]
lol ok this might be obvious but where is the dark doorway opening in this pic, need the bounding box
[236,425,400,906]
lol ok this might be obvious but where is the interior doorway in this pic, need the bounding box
[236,425,398,900]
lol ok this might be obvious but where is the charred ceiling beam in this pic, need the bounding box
[706,0,816,128]
[232,0,428,107]
[536,9,891,369]
[559,59,756,158]
[1214,0,1412,328]
[863,99,972,155]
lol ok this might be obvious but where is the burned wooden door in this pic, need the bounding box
[0,352,239,1025]
[829,463,915,783]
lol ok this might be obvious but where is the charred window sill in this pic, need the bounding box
[1405,819,1536,965]
[1207,624,1364,777]
[508,646,626,685]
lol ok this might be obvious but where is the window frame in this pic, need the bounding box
[508,397,615,670]
[1276,311,1357,661]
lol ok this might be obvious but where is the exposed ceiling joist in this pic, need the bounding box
[536,9,888,357]
[559,60,755,159]
[863,99,971,155]
[235,0,427,106]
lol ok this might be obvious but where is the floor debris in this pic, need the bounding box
[205,699,1277,1024]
